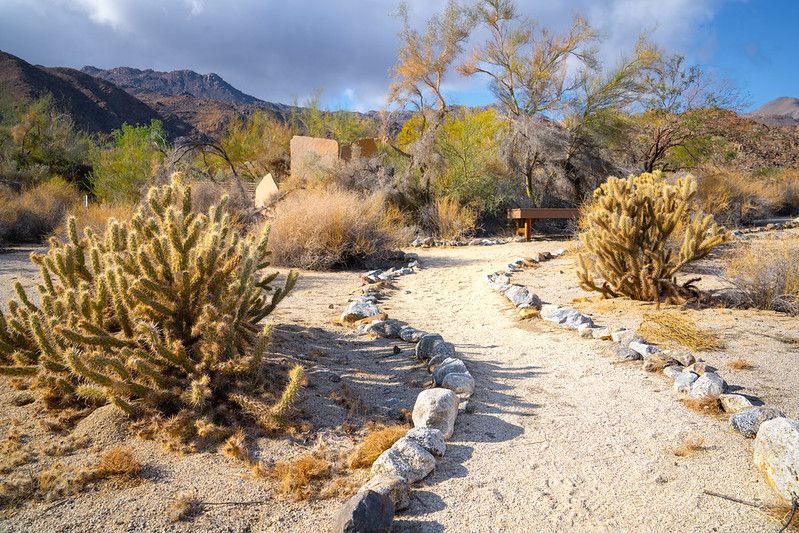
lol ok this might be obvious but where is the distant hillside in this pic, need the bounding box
[81,65,269,107]
[0,50,194,135]
[748,97,799,126]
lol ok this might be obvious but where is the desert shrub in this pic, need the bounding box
[267,188,406,270]
[186,179,254,225]
[0,176,302,423]
[693,167,799,226]
[577,171,729,302]
[420,196,478,239]
[51,202,136,241]
[0,178,81,244]
[347,424,407,469]
[723,238,799,314]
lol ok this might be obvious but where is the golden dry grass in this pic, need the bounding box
[422,195,477,239]
[52,202,135,240]
[268,452,333,500]
[96,446,142,479]
[638,312,724,351]
[221,430,249,463]
[724,238,799,315]
[168,492,203,522]
[681,397,723,416]
[267,188,407,270]
[669,436,707,457]
[727,358,754,370]
[346,424,408,469]
[0,178,80,243]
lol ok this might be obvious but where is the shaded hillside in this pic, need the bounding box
[0,50,192,137]
[748,96,799,126]
[712,110,799,170]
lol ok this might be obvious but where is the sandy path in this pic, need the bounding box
[387,242,777,532]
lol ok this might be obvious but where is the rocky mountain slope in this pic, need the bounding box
[0,50,193,135]
[748,96,799,126]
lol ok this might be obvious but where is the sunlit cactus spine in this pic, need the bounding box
[0,174,300,419]
[577,171,729,303]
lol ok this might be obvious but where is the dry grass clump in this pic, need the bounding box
[420,196,477,239]
[724,238,799,315]
[694,167,799,226]
[168,492,203,522]
[267,188,407,270]
[669,435,707,457]
[268,452,333,500]
[0,178,80,244]
[52,202,135,240]
[763,502,799,531]
[222,430,250,463]
[681,397,722,416]
[347,424,408,469]
[96,446,142,479]
[727,358,754,370]
[638,312,724,351]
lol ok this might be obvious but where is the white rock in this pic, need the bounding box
[562,311,594,330]
[689,372,726,399]
[577,324,594,338]
[341,298,380,323]
[551,248,566,257]
[719,393,754,414]
[753,418,799,502]
[591,327,612,340]
[629,341,661,357]
[360,474,410,510]
[663,365,684,380]
[610,327,629,343]
[412,388,459,439]
[371,437,436,483]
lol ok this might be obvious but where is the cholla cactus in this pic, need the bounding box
[0,175,299,418]
[577,171,729,302]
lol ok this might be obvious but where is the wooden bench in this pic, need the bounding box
[508,208,580,241]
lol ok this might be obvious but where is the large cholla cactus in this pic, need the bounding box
[577,171,729,302]
[0,176,298,417]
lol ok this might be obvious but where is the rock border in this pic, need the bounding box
[333,258,477,531]
[485,248,799,509]
[410,236,524,248]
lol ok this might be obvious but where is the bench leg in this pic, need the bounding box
[524,219,534,241]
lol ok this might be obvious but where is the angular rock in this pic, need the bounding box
[562,311,594,330]
[342,298,380,323]
[753,418,799,502]
[730,407,786,439]
[432,358,468,386]
[719,393,754,414]
[426,353,450,373]
[551,248,566,257]
[440,371,475,400]
[367,320,404,339]
[415,334,444,360]
[662,365,684,380]
[399,327,422,343]
[616,347,643,361]
[671,351,696,367]
[412,388,459,439]
[591,327,612,340]
[360,475,410,511]
[404,427,446,457]
[503,285,542,309]
[371,437,436,484]
[332,489,394,533]
[629,341,661,357]
[673,371,699,396]
[642,353,675,373]
[689,372,726,399]
[577,324,594,338]
[685,362,716,375]
[610,327,629,343]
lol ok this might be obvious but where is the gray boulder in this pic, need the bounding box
[503,285,542,309]
[415,334,444,360]
[371,437,436,484]
[441,372,475,399]
[399,327,425,343]
[432,358,468,386]
[359,474,410,511]
[663,365,684,380]
[412,388,459,439]
[427,353,450,373]
[730,407,786,438]
[404,427,446,457]
[673,371,699,396]
[562,311,594,330]
[689,372,726,399]
[753,418,799,502]
[367,320,404,339]
[429,341,456,360]
[332,490,394,533]
[616,347,643,361]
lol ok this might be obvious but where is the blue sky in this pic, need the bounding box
[705,0,798,109]
[0,0,795,112]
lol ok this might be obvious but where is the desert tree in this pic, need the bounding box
[629,54,747,172]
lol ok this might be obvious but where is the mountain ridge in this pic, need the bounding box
[748,96,799,126]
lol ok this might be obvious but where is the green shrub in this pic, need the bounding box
[577,171,729,302]
[0,176,300,422]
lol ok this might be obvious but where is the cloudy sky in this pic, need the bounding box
[0,0,796,111]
